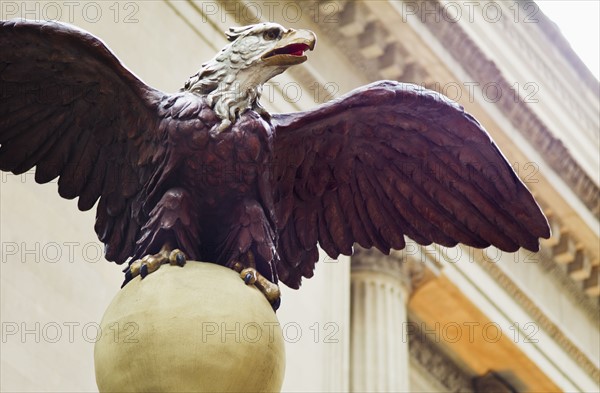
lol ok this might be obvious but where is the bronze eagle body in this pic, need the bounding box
[0,20,550,309]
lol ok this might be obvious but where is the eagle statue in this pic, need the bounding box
[0,20,550,310]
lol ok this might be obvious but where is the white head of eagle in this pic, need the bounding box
[183,22,316,129]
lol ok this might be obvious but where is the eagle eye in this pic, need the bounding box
[263,28,281,41]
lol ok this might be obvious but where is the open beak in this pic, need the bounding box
[262,29,317,66]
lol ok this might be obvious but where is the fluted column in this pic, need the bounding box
[350,248,415,392]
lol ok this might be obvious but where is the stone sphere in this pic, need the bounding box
[94,262,285,392]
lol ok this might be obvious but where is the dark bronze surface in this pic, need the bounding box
[0,20,550,294]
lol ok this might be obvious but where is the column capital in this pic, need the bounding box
[351,246,424,294]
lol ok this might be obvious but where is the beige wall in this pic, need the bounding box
[1,2,352,391]
[2,1,598,392]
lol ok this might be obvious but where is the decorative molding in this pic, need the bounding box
[302,0,600,228]
[536,208,599,306]
[472,372,517,393]
[301,0,599,267]
[408,320,475,393]
[538,246,599,318]
[300,1,430,84]
[299,0,600,316]
[417,0,600,220]
[474,254,600,382]
[533,1,600,98]
[495,2,598,130]
[584,266,600,297]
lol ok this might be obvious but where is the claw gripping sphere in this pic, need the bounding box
[94,262,285,392]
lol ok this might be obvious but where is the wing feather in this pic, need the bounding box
[34,117,80,183]
[272,81,550,288]
[323,190,353,255]
[337,182,371,247]
[317,202,339,258]
[0,20,176,264]
[78,158,107,211]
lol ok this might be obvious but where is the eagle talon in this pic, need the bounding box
[242,269,257,285]
[271,297,281,311]
[129,259,142,277]
[122,246,187,287]
[169,249,187,267]
[236,266,280,310]
[140,264,149,278]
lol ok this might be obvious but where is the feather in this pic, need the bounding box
[272,80,549,287]
[0,20,173,263]
[322,191,354,255]
[1,21,550,293]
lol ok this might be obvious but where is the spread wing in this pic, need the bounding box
[272,81,550,288]
[0,20,173,263]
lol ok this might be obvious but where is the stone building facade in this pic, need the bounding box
[1,1,598,392]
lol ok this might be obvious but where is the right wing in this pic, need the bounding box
[271,81,550,288]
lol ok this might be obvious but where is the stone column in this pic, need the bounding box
[349,247,415,392]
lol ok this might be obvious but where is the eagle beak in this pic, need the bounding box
[262,29,317,66]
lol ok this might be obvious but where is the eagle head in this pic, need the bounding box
[183,23,316,130]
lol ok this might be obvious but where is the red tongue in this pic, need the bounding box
[283,43,308,56]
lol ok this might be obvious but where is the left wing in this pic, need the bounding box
[0,20,170,263]
[271,81,550,288]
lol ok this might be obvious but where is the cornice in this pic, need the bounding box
[213,0,600,223]
[302,0,599,220]
[299,0,599,298]
[472,372,517,393]
[416,0,600,220]
[539,246,599,321]
[408,319,475,393]
[301,2,386,79]
[531,0,600,98]
[493,2,598,131]
[473,252,600,382]
[299,1,433,85]
[534,205,600,313]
